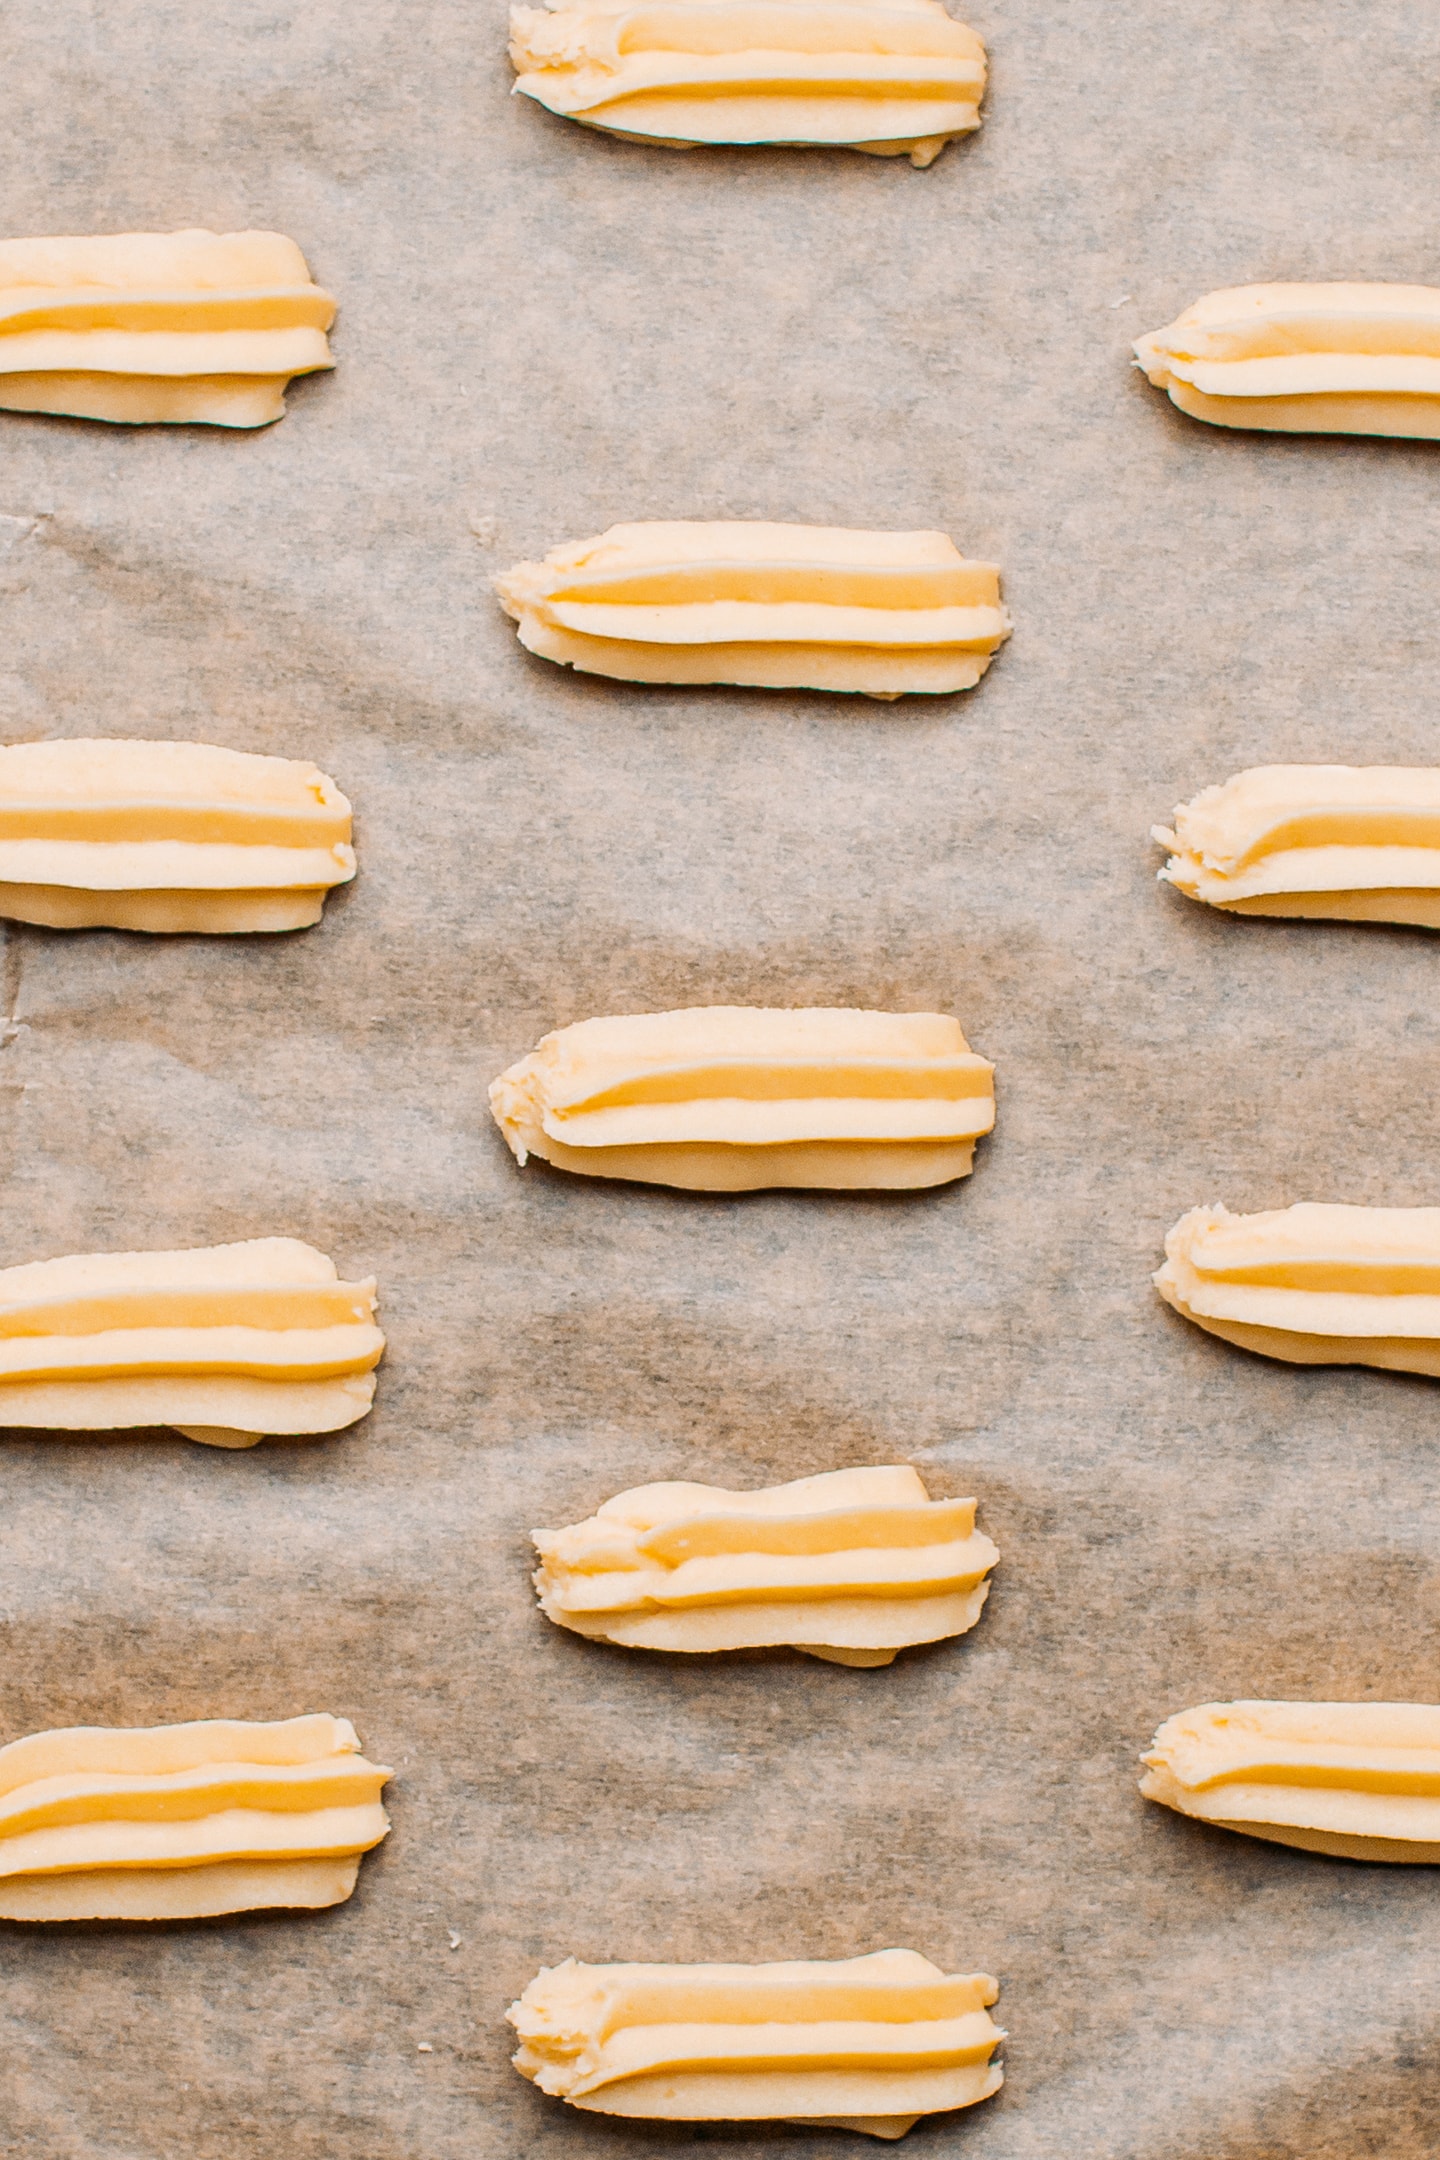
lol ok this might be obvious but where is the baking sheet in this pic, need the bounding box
[3,0,1440,2153]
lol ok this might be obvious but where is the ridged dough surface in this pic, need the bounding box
[0,1237,384,1443]
[495,522,1010,697]
[0,230,336,427]
[0,738,355,932]
[1134,282,1440,437]
[489,1005,996,1189]
[534,1463,997,1662]
[1155,765,1440,926]
[1142,1700,1440,1861]
[1156,1202,1440,1376]
[0,1714,392,1919]
[509,0,987,166]
[508,1948,1004,2136]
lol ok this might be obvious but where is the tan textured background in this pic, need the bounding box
[3,2,1440,2154]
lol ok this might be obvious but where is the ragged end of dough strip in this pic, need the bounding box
[0,1236,384,1446]
[0,230,336,427]
[0,1713,392,1920]
[489,1005,997,1190]
[495,522,1010,698]
[1155,766,1440,928]
[0,738,356,933]
[508,1948,1004,2136]
[534,1463,997,1663]
[1134,282,1440,438]
[1156,1201,1440,1377]
[1142,1700,1440,1862]
[509,0,986,167]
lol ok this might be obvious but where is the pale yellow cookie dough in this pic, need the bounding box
[495,522,1010,697]
[509,0,987,167]
[1155,765,1440,927]
[0,738,355,932]
[1156,1202,1440,1376]
[1142,1700,1440,1862]
[0,1238,384,1445]
[0,230,336,427]
[508,1949,1004,2136]
[534,1464,998,1664]
[1134,282,1440,438]
[0,1714,392,1920]
[489,1006,996,1190]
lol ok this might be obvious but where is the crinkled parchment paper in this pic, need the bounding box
[2,1,1439,2154]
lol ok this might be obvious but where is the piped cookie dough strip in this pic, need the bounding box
[1154,766,1440,928]
[0,230,336,428]
[0,1714,392,1919]
[0,1238,384,1447]
[489,1006,996,1191]
[508,1949,1004,2137]
[0,738,355,932]
[509,0,987,167]
[1134,282,1440,439]
[1142,1700,1440,1862]
[534,1464,998,1665]
[1156,1202,1440,1376]
[495,522,1010,698]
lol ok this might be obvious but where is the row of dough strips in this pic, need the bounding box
[2,735,1437,934]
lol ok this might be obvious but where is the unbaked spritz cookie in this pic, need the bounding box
[495,522,1010,697]
[1142,1701,1440,1862]
[1156,1203,1440,1377]
[1155,766,1440,928]
[0,739,355,932]
[489,1006,996,1190]
[533,1465,998,1665]
[0,1714,391,1920]
[509,0,987,167]
[0,229,335,427]
[1134,283,1440,439]
[0,1237,384,1446]
[508,1949,1004,2136]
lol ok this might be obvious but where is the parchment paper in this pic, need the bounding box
[2,2,1440,2153]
